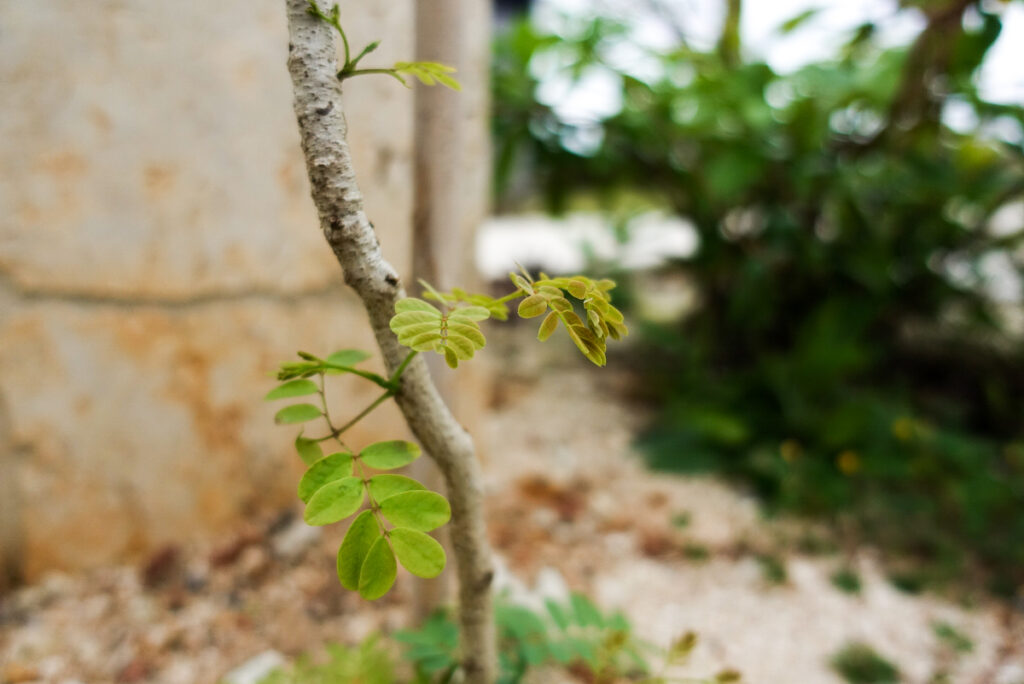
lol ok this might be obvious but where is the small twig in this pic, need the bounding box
[331,390,394,438]
[389,350,419,387]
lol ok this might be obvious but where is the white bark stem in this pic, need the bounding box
[284,2,496,681]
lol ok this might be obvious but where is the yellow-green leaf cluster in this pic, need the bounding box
[392,61,461,90]
[389,298,489,368]
[419,280,509,321]
[294,439,451,600]
[511,272,628,366]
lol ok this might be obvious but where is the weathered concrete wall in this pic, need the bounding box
[0,0,485,580]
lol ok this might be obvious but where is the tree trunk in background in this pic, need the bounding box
[0,392,23,594]
[718,0,742,68]
[410,0,493,621]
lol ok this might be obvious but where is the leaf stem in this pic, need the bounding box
[323,363,393,390]
[344,68,408,86]
[331,390,393,438]
[388,350,419,388]
[337,24,350,65]
[314,371,389,536]
[346,40,379,72]
[494,289,526,305]
[307,1,349,65]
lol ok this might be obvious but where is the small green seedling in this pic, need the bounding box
[268,270,627,600]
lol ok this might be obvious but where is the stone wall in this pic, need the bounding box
[0,0,486,581]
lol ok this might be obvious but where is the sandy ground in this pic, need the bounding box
[1,332,1022,684]
[479,358,1024,684]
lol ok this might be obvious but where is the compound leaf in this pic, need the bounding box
[380,490,451,531]
[298,452,354,503]
[304,476,364,525]
[361,440,421,470]
[368,474,425,502]
[265,379,320,400]
[393,61,461,91]
[275,403,323,424]
[337,510,380,590]
[359,536,397,599]
[390,528,446,578]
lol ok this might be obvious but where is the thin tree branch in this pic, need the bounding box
[718,0,742,68]
[283,1,496,681]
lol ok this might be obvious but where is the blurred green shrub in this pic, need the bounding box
[396,594,650,683]
[831,642,901,684]
[258,637,395,684]
[492,2,1024,595]
[830,567,863,595]
[257,595,740,683]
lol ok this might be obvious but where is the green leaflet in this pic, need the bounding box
[379,490,451,531]
[403,331,444,351]
[566,279,587,299]
[447,321,486,348]
[275,403,323,424]
[325,349,371,367]
[295,434,324,465]
[518,294,548,318]
[298,452,354,503]
[395,298,443,315]
[368,474,425,502]
[449,306,490,322]
[265,379,320,400]
[394,321,441,340]
[359,536,398,600]
[337,510,380,591]
[570,593,604,627]
[390,527,446,578]
[360,440,421,470]
[537,312,559,341]
[304,476,364,525]
[444,333,477,360]
[510,273,531,291]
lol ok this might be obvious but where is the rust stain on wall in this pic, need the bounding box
[143,163,178,199]
[36,151,88,179]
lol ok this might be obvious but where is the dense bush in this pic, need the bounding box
[492,2,1024,594]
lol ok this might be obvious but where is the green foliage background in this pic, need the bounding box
[492,2,1024,594]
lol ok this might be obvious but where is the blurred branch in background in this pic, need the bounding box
[717,0,742,67]
[491,0,1024,596]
